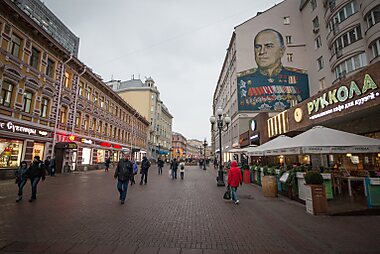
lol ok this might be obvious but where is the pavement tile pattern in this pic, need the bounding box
[0,165,379,254]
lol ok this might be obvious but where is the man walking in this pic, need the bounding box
[157,158,164,175]
[105,157,111,172]
[140,156,151,185]
[27,156,46,202]
[170,158,179,179]
[114,153,133,204]
[227,160,242,205]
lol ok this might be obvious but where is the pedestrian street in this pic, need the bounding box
[0,165,379,254]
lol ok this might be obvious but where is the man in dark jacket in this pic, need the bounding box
[114,153,133,204]
[140,156,151,185]
[157,158,164,175]
[170,158,179,179]
[27,156,46,202]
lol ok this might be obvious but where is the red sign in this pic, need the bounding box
[113,144,122,149]
[68,135,76,142]
[100,142,111,147]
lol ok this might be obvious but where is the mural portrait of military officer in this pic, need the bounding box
[237,28,310,111]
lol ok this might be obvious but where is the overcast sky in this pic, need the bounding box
[43,0,278,142]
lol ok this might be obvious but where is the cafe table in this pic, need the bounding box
[340,176,367,197]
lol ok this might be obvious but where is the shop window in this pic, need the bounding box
[10,33,22,58]
[40,98,49,118]
[22,91,33,113]
[46,58,55,78]
[33,143,45,160]
[30,46,40,70]
[97,149,105,163]
[82,148,91,164]
[0,81,14,107]
[0,139,23,168]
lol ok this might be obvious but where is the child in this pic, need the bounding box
[15,161,29,202]
[179,160,185,180]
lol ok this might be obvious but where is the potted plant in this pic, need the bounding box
[262,166,278,197]
[304,171,328,215]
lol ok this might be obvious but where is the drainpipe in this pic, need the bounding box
[71,66,87,133]
[51,54,73,160]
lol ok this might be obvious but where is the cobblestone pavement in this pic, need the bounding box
[0,165,379,254]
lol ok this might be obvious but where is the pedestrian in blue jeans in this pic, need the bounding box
[114,153,133,204]
[15,161,29,202]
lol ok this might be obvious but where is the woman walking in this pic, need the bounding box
[15,161,29,202]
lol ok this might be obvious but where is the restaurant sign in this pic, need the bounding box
[306,74,378,120]
[0,121,49,136]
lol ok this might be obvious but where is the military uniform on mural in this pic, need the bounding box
[237,66,309,111]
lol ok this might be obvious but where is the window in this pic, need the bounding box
[30,47,39,69]
[75,113,81,127]
[285,35,292,44]
[64,72,70,88]
[84,115,89,130]
[366,5,380,28]
[314,36,322,49]
[79,82,84,96]
[0,82,14,107]
[287,53,293,62]
[334,53,367,80]
[10,34,21,58]
[370,39,380,60]
[317,56,324,70]
[333,26,362,54]
[312,16,320,29]
[105,100,109,111]
[92,119,96,131]
[22,91,33,113]
[98,121,102,133]
[93,91,98,104]
[310,0,317,11]
[46,58,54,78]
[329,1,358,31]
[40,98,49,118]
[85,87,91,101]
[60,106,67,124]
[100,96,104,108]
[319,78,326,90]
[283,16,290,25]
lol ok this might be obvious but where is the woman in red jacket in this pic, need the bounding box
[227,161,242,204]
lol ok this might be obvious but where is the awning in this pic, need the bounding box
[246,135,292,156]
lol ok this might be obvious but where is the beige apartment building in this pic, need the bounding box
[172,132,186,160]
[212,0,380,163]
[107,77,173,161]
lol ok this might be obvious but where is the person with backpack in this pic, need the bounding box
[170,158,179,179]
[140,156,151,185]
[15,161,29,202]
[114,153,133,204]
[179,160,185,180]
[130,159,138,185]
[27,156,46,202]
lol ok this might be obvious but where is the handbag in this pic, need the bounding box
[223,186,231,200]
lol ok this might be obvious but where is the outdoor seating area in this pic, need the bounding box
[237,126,380,215]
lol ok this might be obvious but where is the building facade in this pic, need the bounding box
[172,132,186,160]
[106,77,173,160]
[0,0,149,178]
[212,0,380,163]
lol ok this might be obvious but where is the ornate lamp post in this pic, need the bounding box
[210,107,231,186]
[203,138,208,170]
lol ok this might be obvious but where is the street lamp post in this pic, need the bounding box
[203,138,208,170]
[210,107,231,187]
[199,146,203,169]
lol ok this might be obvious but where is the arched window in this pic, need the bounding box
[0,81,14,107]
[40,97,49,118]
[22,91,33,113]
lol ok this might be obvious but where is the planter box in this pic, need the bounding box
[243,170,251,184]
[365,177,380,208]
[262,175,278,197]
[305,184,328,215]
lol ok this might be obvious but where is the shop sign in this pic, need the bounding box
[100,142,111,147]
[81,138,93,144]
[113,144,122,149]
[0,121,48,136]
[306,74,379,120]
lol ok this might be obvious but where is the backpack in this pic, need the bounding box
[133,163,138,174]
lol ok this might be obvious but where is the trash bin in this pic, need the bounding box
[365,177,380,208]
